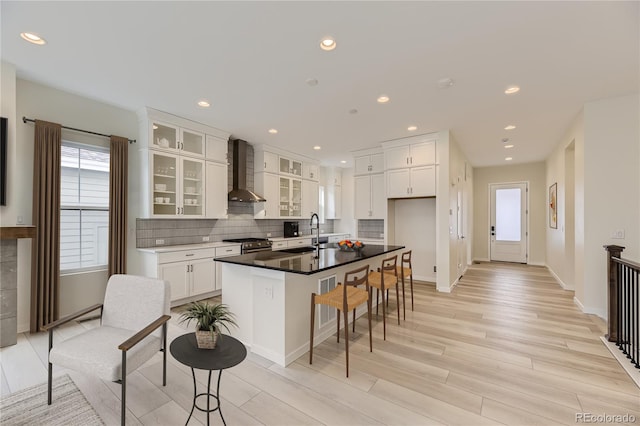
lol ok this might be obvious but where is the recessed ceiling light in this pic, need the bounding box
[377,95,390,104]
[268,128,278,134]
[407,125,418,131]
[306,78,318,86]
[505,157,513,161]
[341,160,347,164]
[504,86,520,95]
[504,144,514,149]
[437,77,455,89]
[320,37,336,51]
[504,125,516,130]
[20,32,46,45]
[197,100,210,108]
[313,146,321,150]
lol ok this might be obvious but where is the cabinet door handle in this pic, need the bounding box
[406,187,410,194]
[186,265,190,273]
[264,162,267,169]
[406,157,409,164]
[225,249,233,252]
[186,253,195,257]
[410,156,413,165]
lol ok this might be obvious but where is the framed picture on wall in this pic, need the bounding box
[549,183,557,229]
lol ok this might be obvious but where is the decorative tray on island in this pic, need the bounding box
[337,240,365,251]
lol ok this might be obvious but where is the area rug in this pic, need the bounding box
[0,374,103,425]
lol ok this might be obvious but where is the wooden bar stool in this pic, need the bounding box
[397,250,414,320]
[309,264,372,377]
[368,255,399,340]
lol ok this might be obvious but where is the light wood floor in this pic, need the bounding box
[1,262,638,425]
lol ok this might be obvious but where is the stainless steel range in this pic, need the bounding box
[222,238,273,254]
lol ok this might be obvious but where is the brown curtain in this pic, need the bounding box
[31,120,61,332]
[108,135,128,276]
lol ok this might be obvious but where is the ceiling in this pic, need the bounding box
[1,1,638,167]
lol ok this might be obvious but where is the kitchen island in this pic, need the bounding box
[216,244,404,366]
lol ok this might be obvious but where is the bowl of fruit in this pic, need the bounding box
[337,239,365,252]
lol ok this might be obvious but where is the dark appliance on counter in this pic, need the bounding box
[284,221,299,238]
[222,238,273,254]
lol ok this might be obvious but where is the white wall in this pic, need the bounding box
[583,94,639,317]
[546,93,639,319]
[472,162,546,265]
[10,77,138,330]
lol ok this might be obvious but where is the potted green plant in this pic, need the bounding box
[179,302,237,349]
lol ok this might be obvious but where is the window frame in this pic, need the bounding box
[60,140,110,275]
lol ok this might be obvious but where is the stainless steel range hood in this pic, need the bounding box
[228,139,266,202]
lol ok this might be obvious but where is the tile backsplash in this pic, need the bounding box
[358,219,384,239]
[136,209,334,248]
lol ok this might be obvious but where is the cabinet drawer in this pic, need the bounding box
[158,248,216,264]
[272,241,287,250]
[215,245,241,257]
[287,238,312,247]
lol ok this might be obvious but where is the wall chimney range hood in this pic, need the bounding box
[228,139,266,202]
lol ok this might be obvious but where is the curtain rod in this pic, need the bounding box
[22,117,136,144]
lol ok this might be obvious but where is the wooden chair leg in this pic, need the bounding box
[381,285,387,340]
[376,289,379,316]
[395,283,400,325]
[309,294,316,365]
[386,289,389,307]
[410,274,414,311]
[352,309,356,333]
[367,294,373,352]
[401,274,406,320]
[343,308,349,377]
[337,307,341,343]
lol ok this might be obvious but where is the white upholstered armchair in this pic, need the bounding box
[43,275,171,426]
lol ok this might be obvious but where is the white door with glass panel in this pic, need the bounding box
[490,183,527,263]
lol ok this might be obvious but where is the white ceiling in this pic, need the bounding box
[1,1,638,167]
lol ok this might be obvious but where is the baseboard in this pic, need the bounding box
[600,336,640,389]
[18,321,30,334]
[414,274,436,282]
[547,265,571,290]
[573,297,606,320]
[528,261,546,267]
[473,258,490,263]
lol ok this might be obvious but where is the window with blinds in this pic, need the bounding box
[60,142,110,272]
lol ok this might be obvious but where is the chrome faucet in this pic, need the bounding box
[310,213,320,256]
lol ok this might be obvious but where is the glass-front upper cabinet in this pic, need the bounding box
[151,121,179,152]
[279,156,302,177]
[180,128,205,158]
[280,177,291,217]
[181,158,205,217]
[151,151,178,217]
[150,120,205,159]
[291,179,302,217]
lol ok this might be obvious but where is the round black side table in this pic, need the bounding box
[170,333,247,426]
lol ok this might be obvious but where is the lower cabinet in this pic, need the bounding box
[140,244,240,305]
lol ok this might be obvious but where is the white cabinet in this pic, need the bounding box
[205,135,228,163]
[157,248,216,303]
[254,173,280,218]
[326,184,342,219]
[325,167,342,186]
[355,153,384,175]
[355,174,385,219]
[385,141,435,170]
[302,179,319,217]
[205,161,228,218]
[387,165,436,198]
[328,234,349,243]
[303,162,319,181]
[287,238,312,247]
[271,241,287,251]
[150,151,205,217]
[255,150,279,174]
[279,156,302,177]
[279,177,302,217]
[150,120,205,158]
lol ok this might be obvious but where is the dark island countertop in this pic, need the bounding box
[215,244,405,275]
